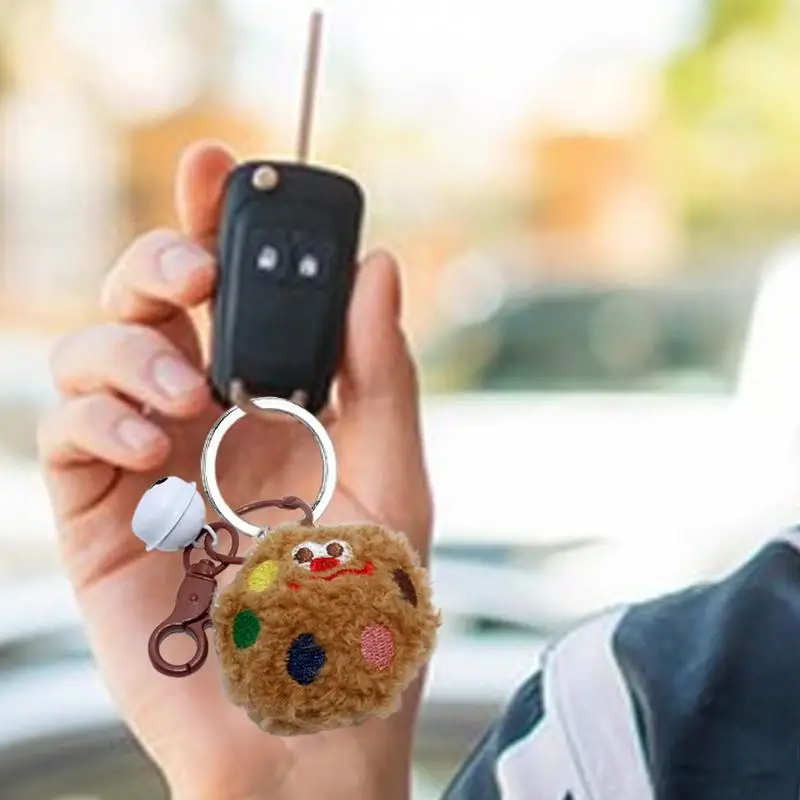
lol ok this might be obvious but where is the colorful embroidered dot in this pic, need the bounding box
[286,633,326,685]
[361,624,395,669]
[248,560,279,592]
[232,609,261,649]
[393,569,417,607]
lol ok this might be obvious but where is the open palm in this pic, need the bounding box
[38,142,432,800]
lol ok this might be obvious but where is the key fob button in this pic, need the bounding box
[247,229,291,281]
[297,253,321,279]
[291,233,335,286]
[257,245,280,272]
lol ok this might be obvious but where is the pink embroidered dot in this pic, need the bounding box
[360,624,395,669]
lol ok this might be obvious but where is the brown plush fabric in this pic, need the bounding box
[212,522,441,735]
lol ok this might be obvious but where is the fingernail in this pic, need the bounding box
[158,243,211,284]
[150,355,206,398]
[116,417,163,452]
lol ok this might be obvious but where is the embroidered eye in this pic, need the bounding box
[291,541,350,570]
[293,546,314,565]
[324,540,352,563]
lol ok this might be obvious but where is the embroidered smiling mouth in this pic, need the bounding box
[315,562,374,580]
[288,561,374,590]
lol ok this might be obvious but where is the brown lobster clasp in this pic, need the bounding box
[147,551,224,677]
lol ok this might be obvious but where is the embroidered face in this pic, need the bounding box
[287,537,374,584]
[211,522,440,735]
[229,524,415,594]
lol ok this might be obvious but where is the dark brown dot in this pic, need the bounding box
[393,569,417,607]
[326,541,344,558]
[294,547,313,564]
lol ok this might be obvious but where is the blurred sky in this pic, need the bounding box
[54,0,702,146]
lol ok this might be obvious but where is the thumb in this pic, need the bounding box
[338,249,417,412]
[337,250,432,548]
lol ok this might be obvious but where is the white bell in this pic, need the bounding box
[132,476,206,552]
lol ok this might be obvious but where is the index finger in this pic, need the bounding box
[101,228,217,324]
[175,139,238,248]
[102,140,237,325]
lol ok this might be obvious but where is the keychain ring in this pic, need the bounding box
[201,397,336,537]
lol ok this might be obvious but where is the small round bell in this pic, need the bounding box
[132,476,206,552]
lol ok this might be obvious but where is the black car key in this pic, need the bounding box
[210,11,364,415]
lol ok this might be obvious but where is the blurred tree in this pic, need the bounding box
[530,132,678,281]
[659,0,800,249]
[517,63,679,281]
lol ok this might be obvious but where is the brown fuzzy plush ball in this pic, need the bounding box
[212,522,441,735]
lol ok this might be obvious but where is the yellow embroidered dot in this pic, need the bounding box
[247,560,279,592]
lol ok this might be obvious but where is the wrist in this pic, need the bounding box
[166,759,285,800]
[171,770,409,800]
[170,778,274,800]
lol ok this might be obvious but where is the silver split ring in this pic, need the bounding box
[200,397,336,537]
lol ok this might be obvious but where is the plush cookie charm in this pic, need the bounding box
[212,521,440,735]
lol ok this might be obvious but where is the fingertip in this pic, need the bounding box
[102,230,217,321]
[354,248,402,321]
[338,248,414,404]
[164,379,214,420]
[363,247,399,269]
[363,248,402,291]
[38,395,173,472]
[138,346,213,421]
[113,416,172,471]
[163,247,217,307]
[175,140,238,242]
[177,139,238,180]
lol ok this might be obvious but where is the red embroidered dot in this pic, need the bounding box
[360,624,395,670]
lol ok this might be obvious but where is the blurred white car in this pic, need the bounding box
[424,253,800,625]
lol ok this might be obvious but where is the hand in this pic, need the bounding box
[38,141,432,800]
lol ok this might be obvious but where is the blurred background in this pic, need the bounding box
[4,0,800,797]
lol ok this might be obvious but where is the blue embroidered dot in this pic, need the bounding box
[286,633,326,685]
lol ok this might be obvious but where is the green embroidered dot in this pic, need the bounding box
[232,609,261,649]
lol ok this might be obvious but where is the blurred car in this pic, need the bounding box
[421,262,800,621]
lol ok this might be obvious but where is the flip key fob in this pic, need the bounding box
[211,160,364,415]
